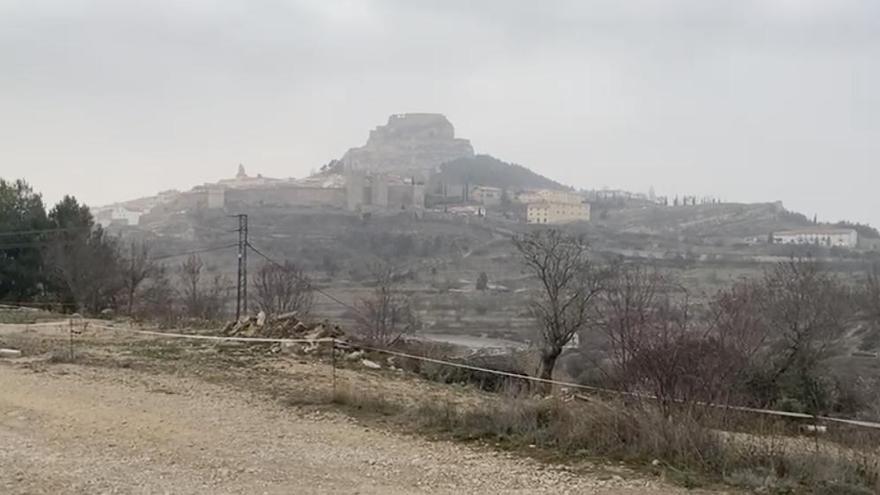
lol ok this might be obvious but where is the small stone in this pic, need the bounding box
[361,359,381,369]
[0,348,22,358]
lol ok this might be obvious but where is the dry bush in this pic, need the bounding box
[329,385,403,417]
[354,264,418,346]
[252,260,314,317]
[176,255,230,322]
[405,395,879,492]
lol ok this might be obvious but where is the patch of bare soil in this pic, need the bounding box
[0,323,720,494]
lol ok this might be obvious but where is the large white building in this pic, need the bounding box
[518,189,583,205]
[519,189,591,224]
[772,228,858,248]
[526,201,591,224]
[94,205,143,227]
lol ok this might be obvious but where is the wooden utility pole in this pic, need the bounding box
[234,214,248,320]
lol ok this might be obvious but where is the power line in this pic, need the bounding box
[246,241,364,316]
[0,226,90,238]
[0,241,56,250]
[150,243,239,262]
[0,242,237,262]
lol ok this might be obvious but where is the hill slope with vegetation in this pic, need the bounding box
[431,154,568,191]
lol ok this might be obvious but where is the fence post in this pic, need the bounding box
[331,339,337,396]
[68,319,74,360]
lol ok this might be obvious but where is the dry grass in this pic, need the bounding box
[327,385,880,493]
[15,327,880,493]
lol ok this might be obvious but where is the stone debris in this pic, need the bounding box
[360,359,382,370]
[224,313,346,342]
[344,350,365,361]
[0,348,23,358]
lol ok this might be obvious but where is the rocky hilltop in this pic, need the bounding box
[341,113,474,175]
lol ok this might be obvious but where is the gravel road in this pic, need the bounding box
[0,361,709,494]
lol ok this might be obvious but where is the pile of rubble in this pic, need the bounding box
[222,311,346,342]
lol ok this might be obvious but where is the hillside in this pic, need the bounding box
[431,154,567,191]
[593,201,813,238]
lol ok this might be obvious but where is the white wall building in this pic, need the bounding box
[517,189,583,205]
[526,201,591,224]
[772,228,858,248]
[519,189,590,224]
[94,205,143,227]
[470,185,503,206]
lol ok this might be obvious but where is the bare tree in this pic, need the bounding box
[514,230,603,386]
[593,262,665,390]
[355,264,418,346]
[706,279,773,407]
[252,260,314,317]
[202,272,232,321]
[476,271,489,291]
[861,263,880,324]
[758,258,850,412]
[178,254,204,318]
[139,263,176,325]
[122,241,155,316]
[177,255,230,321]
[592,265,757,414]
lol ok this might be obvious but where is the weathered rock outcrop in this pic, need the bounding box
[341,114,474,175]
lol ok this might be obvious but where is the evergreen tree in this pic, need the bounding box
[0,179,50,301]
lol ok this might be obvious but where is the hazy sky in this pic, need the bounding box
[2,1,878,226]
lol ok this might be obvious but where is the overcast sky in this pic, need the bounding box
[2,0,877,226]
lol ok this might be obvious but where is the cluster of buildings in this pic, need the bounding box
[428,183,591,224]
[771,227,859,248]
[93,114,594,227]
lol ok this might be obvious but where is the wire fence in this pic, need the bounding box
[8,319,880,432]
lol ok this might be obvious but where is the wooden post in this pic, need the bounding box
[331,340,337,396]
[69,319,74,360]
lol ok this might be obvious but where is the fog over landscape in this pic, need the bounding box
[1,0,877,226]
[7,3,880,493]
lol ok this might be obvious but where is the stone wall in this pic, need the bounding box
[227,185,346,209]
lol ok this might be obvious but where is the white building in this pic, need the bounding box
[94,205,143,227]
[517,189,583,205]
[519,189,590,224]
[526,201,591,224]
[470,185,503,206]
[772,228,858,248]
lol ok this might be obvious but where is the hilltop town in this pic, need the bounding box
[94,113,875,252]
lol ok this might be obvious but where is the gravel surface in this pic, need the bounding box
[0,362,709,494]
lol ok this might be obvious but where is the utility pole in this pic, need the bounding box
[234,214,248,321]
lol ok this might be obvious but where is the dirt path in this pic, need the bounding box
[0,362,702,494]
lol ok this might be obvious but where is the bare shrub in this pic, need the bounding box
[754,258,851,412]
[859,263,880,327]
[178,254,204,318]
[593,262,666,391]
[137,263,177,326]
[177,255,230,321]
[592,265,740,412]
[354,264,418,345]
[121,241,156,316]
[252,260,313,317]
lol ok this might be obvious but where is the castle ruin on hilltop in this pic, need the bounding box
[341,113,475,178]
